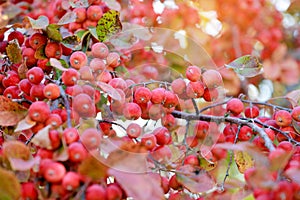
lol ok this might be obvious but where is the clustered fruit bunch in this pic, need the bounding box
[0,0,299,200]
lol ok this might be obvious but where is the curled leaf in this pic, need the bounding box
[24,15,49,30]
[62,35,81,50]
[0,167,21,200]
[46,24,62,41]
[3,140,31,160]
[69,0,89,8]
[31,125,52,149]
[49,58,68,71]
[225,55,263,77]
[102,0,121,11]
[96,10,122,42]
[14,116,36,132]
[286,89,300,107]
[6,40,22,64]
[78,154,108,181]
[97,81,122,102]
[234,151,254,174]
[57,11,77,25]
[0,96,27,126]
[9,156,40,171]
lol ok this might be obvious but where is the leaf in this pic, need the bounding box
[0,96,27,126]
[102,0,121,11]
[61,35,81,50]
[234,151,254,174]
[0,167,21,200]
[78,154,108,181]
[25,15,49,30]
[9,156,40,171]
[31,125,52,149]
[199,157,217,171]
[69,0,89,8]
[18,64,28,79]
[46,24,62,41]
[49,58,68,71]
[14,116,36,132]
[96,10,122,42]
[176,165,215,193]
[97,81,122,102]
[57,11,77,25]
[106,143,148,173]
[0,3,21,28]
[293,120,300,136]
[225,55,263,77]
[3,141,31,160]
[109,169,165,200]
[6,40,22,64]
[286,89,300,107]
[34,45,47,59]
[285,168,300,184]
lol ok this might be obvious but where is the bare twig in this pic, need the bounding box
[59,86,72,128]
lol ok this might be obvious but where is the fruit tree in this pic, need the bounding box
[0,0,300,199]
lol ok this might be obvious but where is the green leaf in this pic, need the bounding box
[96,10,122,42]
[46,24,62,42]
[6,40,22,64]
[0,167,21,200]
[25,15,49,30]
[61,35,81,50]
[57,11,77,25]
[224,55,263,77]
[34,45,46,59]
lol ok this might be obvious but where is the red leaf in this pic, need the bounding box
[0,96,27,126]
[97,81,122,102]
[109,169,165,200]
[176,165,215,193]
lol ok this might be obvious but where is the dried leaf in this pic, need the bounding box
[109,169,165,200]
[31,125,52,149]
[14,116,36,132]
[9,156,40,171]
[225,55,263,77]
[49,58,68,71]
[102,0,121,11]
[69,0,89,8]
[97,81,122,102]
[286,89,300,107]
[0,167,21,200]
[96,10,122,42]
[18,64,28,79]
[3,140,31,160]
[57,11,77,25]
[106,143,148,173]
[78,118,97,135]
[176,165,215,193]
[78,154,107,181]
[234,151,254,174]
[34,45,47,59]
[46,24,62,42]
[6,40,22,64]
[0,96,27,126]
[25,15,49,30]
[62,35,81,50]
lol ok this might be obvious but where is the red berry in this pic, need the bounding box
[28,101,51,123]
[73,93,95,118]
[70,51,88,69]
[29,32,47,50]
[106,184,123,200]
[8,30,24,46]
[21,182,38,200]
[126,123,142,138]
[63,128,80,145]
[202,69,223,89]
[45,114,62,129]
[291,106,300,122]
[151,88,166,104]
[62,171,81,191]
[81,128,102,150]
[43,161,66,183]
[45,42,62,59]
[238,126,253,141]
[86,184,107,200]
[245,105,260,118]
[62,68,79,86]
[68,142,88,162]
[43,83,60,99]
[203,87,219,102]
[106,52,120,68]
[183,154,199,166]
[275,110,292,127]
[194,121,210,139]
[171,78,186,95]
[153,127,170,145]
[141,133,157,150]
[73,7,87,23]
[163,91,178,108]
[186,65,201,82]
[134,87,152,104]
[123,102,142,120]
[226,98,244,115]
[26,67,44,85]
[87,5,103,21]
[186,81,204,98]
[22,48,37,67]
[91,42,109,59]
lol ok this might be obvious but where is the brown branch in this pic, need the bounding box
[171,110,276,151]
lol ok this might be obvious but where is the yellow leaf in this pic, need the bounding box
[6,40,22,64]
[234,151,254,174]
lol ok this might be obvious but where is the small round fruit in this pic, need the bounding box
[141,133,157,150]
[291,106,300,122]
[186,65,201,82]
[151,88,166,104]
[43,162,66,183]
[70,51,88,69]
[106,184,123,200]
[26,67,44,85]
[226,98,244,115]
[68,142,88,162]
[87,5,103,21]
[85,184,107,200]
[29,32,47,50]
[171,78,186,95]
[245,105,260,118]
[62,172,81,191]
[63,128,80,145]
[21,182,38,200]
[126,123,142,138]
[73,7,87,23]
[72,93,95,118]
[183,154,199,166]
[134,87,152,104]
[43,83,60,99]
[202,69,223,89]
[275,110,292,127]
[91,42,109,59]
[45,42,62,59]
[8,30,24,46]
[28,101,51,123]
[62,68,79,86]
[123,102,142,120]
[81,128,102,150]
